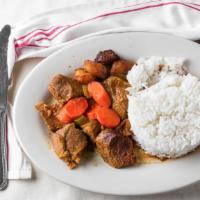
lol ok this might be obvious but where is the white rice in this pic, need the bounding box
[127,57,200,158]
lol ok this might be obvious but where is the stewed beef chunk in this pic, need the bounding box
[55,123,88,169]
[51,133,66,158]
[96,130,135,168]
[48,74,83,104]
[104,76,129,119]
[35,102,64,132]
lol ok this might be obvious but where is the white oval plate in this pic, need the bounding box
[13,32,200,195]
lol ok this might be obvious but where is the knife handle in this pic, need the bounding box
[0,109,8,190]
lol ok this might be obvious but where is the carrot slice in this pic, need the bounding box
[88,81,111,107]
[56,106,72,124]
[87,109,97,120]
[96,107,120,128]
[65,97,88,118]
[86,103,101,120]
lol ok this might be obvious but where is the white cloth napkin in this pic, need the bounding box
[8,0,200,179]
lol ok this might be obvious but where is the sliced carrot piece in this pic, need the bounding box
[96,107,120,128]
[86,103,101,120]
[65,97,88,118]
[87,109,97,120]
[56,106,72,124]
[88,81,111,107]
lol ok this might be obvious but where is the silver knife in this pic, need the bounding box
[0,25,11,191]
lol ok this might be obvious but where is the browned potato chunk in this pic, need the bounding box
[84,60,107,79]
[74,68,95,84]
[95,50,120,65]
[111,60,134,75]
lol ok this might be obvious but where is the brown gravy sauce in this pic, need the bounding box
[134,143,200,164]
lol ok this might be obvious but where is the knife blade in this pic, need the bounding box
[0,25,11,191]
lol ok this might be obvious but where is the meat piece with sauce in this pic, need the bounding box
[54,123,88,169]
[35,102,64,132]
[96,130,135,168]
[104,76,129,119]
[48,74,83,104]
[51,133,67,158]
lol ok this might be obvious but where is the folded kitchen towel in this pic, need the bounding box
[7,0,200,179]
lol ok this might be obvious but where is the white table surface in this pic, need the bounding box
[1,0,200,199]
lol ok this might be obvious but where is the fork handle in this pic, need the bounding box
[0,109,8,190]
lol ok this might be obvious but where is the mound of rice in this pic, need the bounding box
[127,57,200,158]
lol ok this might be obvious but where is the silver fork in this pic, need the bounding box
[0,25,11,191]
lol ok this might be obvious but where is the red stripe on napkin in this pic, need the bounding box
[15,26,64,48]
[14,0,161,47]
[15,25,63,41]
[14,1,200,51]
